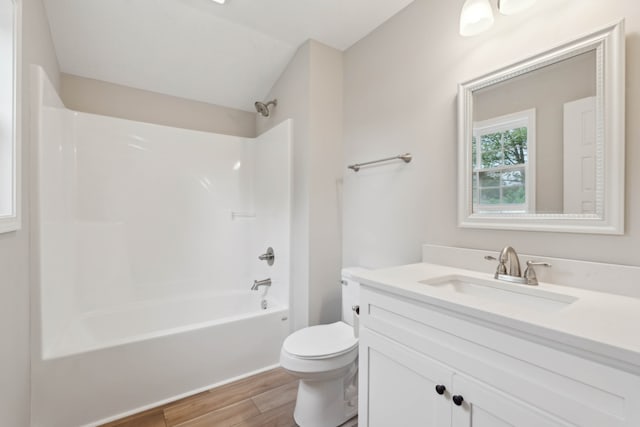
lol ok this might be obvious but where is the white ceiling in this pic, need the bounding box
[43,0,415,111]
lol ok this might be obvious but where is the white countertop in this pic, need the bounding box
[353,262,640,372]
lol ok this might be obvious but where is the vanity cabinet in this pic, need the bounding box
[358,286,640,427]
[362,330,568,427]
[364,329,451,426]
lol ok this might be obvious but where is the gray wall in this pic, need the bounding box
[307,41,343,326]
[257,40,343,327]
[343,0,640,268]
[61,73,256,137]
[0,0,60,425]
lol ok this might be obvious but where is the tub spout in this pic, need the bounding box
[251,278,271,291]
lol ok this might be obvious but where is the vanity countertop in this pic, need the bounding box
[353,263,640,372]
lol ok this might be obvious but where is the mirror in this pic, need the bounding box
[458,21,625,234]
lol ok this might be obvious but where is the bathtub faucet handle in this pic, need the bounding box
[251,278,272,291]
[258,247,275,266]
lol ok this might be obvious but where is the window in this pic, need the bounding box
[0,0,19,233]
[472,109,536,214]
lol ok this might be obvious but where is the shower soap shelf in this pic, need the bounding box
[231,211,256,220]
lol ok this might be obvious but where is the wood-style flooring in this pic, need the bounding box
[100,368,358,427]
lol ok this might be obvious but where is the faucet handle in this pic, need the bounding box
[485,254,510,275]
[526,261,552,268]
[484,254,508,276]
[523,261,551,285]
[258,247,275,266]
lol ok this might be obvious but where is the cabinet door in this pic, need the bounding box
[451,373,572,427]
[359,329,452,427]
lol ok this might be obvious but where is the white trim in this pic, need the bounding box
[458,20,625,235]
[0,0,21,233]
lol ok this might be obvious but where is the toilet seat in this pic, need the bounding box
[282,322,358,360]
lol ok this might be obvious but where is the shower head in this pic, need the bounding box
[254,99,278,117]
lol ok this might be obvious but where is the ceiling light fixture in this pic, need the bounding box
[211,0,226,4]
[459,0,538,36]
[459,0,495,37]
[497,0,537,15]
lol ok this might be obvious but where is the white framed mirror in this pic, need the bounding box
[458,21,625,235]
[0,0,21,233]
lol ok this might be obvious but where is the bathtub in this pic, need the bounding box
[31,67,293,427]
[32,291,290,427]
[48,290,285,359]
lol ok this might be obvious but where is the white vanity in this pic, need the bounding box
[353,246,640,427]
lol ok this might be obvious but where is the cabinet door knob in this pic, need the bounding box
[435,385,446,395]
[452,395,464,406]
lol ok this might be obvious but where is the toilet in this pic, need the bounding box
[280,268,364,427]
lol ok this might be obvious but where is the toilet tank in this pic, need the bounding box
[341,267,368,326]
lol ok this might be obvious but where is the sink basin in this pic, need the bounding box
[420,275,578,313]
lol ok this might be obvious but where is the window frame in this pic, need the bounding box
[472,108,536,214]
[0,0,21,233]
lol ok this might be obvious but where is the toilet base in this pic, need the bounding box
[292,364,358,427]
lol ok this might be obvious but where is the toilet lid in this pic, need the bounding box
[283,322,358,359]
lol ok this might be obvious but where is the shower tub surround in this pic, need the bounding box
[30,66,292,427]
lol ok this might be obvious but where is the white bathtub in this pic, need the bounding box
[49,290,283,359]
[32,291,290,427]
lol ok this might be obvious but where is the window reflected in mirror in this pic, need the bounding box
[472,110,534,213]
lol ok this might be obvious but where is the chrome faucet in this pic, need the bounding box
[485,246,551,286]
[498,246,522,278]
[251,278,272,291]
